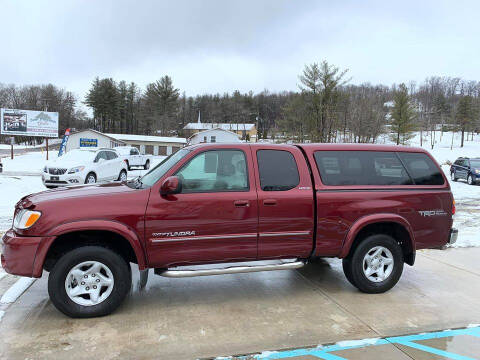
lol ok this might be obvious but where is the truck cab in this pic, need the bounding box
[1,143,456,318]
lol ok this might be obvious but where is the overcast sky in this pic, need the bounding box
[2,0,479,101]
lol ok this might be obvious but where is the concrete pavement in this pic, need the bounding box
[0,247,479,359]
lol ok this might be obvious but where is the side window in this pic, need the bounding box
[398,153,444,185]
[95,151,108,162]
[130,148,137,155]
[257,150,300,191]
[176,150,248,193]
[108,151,118,159]
[314,151,412,186]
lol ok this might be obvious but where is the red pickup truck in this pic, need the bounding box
[1,143,457,318]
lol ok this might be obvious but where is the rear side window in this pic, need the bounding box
[314,151,413,186]
[257,150,299,191]
[397,153,444,185]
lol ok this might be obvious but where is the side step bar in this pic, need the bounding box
[155,260,305,278]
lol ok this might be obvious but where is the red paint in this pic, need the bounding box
[1,143,454,278]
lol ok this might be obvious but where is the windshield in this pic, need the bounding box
[470,160,480,168]
[58,150,96,162]
[140,149,190,187]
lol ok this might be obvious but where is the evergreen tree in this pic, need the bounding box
[390,84,417,145]
[456,96,476,147]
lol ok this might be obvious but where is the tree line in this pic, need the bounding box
[2,60,480,147]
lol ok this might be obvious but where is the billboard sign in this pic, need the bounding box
[1,108,58,138]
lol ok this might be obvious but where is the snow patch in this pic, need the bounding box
[0,310,4,322]
[0,278,36,304]
[335,338,381,347]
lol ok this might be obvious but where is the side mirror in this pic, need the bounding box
[160,176,182,196]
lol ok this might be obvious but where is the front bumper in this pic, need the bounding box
[42,172,83,187]
[1,229,54,277]
[448,228,458,245]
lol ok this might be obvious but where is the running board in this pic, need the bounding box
[155,260,305,278]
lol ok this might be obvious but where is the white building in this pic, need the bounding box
[188,128,241,145]
[105,133,186,155]
[66,129,125,153]
[66,129,186,155]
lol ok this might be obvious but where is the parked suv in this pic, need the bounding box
[2,143,456,318]
[42,148,128,188]
[450,157,480,185]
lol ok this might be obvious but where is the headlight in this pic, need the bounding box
[13,210,41,229]
[475,169,480,174]
[68,166,85,174]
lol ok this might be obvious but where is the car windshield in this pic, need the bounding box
[114,147,131,155]
[140,149,190,187]
[58,150,96,162]
[470,160,480,167]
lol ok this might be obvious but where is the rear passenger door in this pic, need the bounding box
[253,146,315,259]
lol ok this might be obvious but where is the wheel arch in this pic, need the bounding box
[340,214,415,265]
[33,220,147,276]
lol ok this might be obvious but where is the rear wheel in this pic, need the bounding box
[48,246,131,318]
[144,160,150,170]
[342,234,404,293]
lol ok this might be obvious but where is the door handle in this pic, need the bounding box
[234,200,250,207]
[263,199,277,206]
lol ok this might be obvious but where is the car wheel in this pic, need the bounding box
[342,234,404,293]
[85,173,96,184]
[117,169,127,182]
[144,160,150,170]
[48,246,131,318]
[468,174,474,185]
[451,171,457,181]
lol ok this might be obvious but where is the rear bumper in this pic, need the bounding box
[1,229,54,277]
[448,228,458,245]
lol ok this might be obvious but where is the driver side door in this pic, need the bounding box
[145,147,258,267]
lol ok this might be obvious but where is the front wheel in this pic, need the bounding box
[342,234,404,293]
[117,169,127,182]
[85,172,96,184]
[468,174,474,185]
[48,246,131,318]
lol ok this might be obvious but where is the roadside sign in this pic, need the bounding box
[1,108,58,138]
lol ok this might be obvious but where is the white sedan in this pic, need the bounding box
[42,148,128,188]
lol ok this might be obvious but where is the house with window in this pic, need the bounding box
[188,128,241,145]
[183,113,256,140]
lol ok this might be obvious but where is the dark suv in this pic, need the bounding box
[450,157,480,185]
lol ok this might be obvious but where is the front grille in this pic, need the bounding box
[48,168,67,175]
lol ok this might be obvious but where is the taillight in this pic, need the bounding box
[452,199,456,215]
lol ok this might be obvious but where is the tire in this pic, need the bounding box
[117,169,127,182]
[144,160,150,170]
[468,174,474,185]
[48,246,131,318]
[342,234,404,293]
[342,257,355,286]
[85,172,96,184]
[451,171,457,181]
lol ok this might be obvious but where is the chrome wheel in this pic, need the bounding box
[362,246,394,283]
[86,174,96,184]
[65,261,114,306]
[468,175,473,185]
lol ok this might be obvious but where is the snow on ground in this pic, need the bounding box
[0,133,478,247]
[0,278,36,304]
